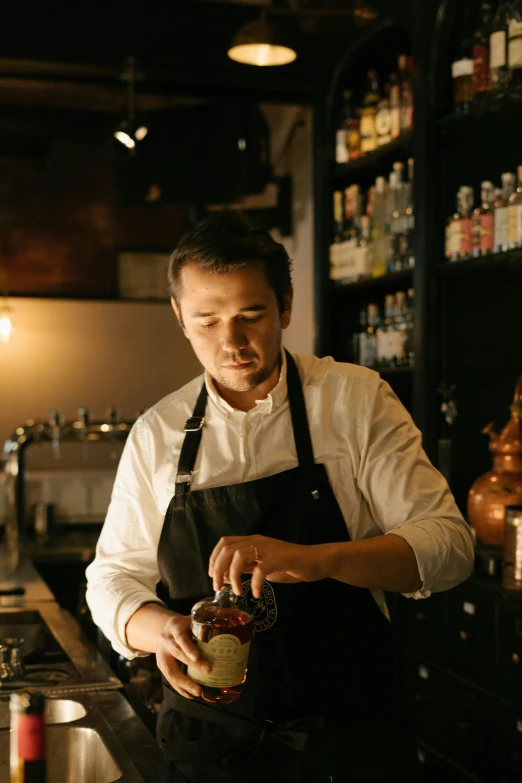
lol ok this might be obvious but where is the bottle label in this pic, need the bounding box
[494,206,507,250]
[335,129,348,164]
[400,88,413,131]
[452,58,474,78]
[472,44,490,90]
[446,220,461,258]
[508,203,522,246]
[459,218,472,256]
[11,714,46,763]
[187,634,251,688]
[480,213,494,251]
[360,112,377,153]
[490,30,507,69]
[509,29,522,68]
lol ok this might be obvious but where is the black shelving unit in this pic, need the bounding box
[313,1,522,781]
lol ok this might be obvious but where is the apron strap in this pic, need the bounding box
[175,381,208,495]
[284,349,315,471]
[175,350,315,495]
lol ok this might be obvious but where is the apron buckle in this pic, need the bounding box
[185,416,205,432]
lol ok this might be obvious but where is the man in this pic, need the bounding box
[86,211,474,782]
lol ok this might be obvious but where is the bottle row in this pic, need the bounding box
[330,159,415,283]
[335,54,414,164]
[445,165,522,260]
[352,291,415,370]
[452,0,522,114]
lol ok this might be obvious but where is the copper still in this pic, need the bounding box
[468,376,522,547]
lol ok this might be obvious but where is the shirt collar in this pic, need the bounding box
[205,349,288,416]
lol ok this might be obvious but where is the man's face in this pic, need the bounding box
[172,261,292,394]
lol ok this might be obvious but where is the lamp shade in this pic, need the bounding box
[228,19,297,67]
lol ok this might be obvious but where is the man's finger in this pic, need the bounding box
[251,564,267,599]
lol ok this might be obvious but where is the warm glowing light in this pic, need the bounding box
[101,424,110,432]
[135,125,148,141]
[228,43,296,67]
[114,130,136,149]
[0,311,12,343]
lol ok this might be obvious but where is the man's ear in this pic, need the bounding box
[171,298,187,336]
[281,285,293,330]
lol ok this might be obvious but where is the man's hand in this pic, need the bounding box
[156,613,211,700]
[209,535,330,598]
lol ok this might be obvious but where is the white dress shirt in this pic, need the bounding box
[86,352,474,659]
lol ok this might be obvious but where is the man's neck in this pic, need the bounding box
[213,361,281,413]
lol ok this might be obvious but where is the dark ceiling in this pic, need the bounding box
[1,0,414,107]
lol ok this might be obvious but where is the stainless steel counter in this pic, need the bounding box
[0,553,55,603]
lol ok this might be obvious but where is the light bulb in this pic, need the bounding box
[0,310,12,343]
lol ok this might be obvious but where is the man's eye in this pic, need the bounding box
[242,316,262,324]
[201,322,218,330]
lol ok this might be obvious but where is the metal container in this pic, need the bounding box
[502,506,522,590]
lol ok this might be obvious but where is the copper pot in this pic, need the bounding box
[468,376,522,547]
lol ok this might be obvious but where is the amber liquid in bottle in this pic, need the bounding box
[187,585,254,704]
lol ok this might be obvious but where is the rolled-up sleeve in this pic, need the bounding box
[86,414,165,658]
[357,379,474,598]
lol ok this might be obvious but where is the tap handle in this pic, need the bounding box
[107,406,120,426]
[78,407,90,428]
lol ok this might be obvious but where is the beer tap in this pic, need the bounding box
[77,407,90,461]
[48,409,64,460]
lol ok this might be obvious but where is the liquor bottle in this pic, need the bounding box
[494,172,516,252]
[508,0,522,88]
[390,162,405,271]
[360,303,379,368]
[452,4,475,115]
[398,54,414,132]
[472,180,495,256]
[335,90,350,164]
[490,0,510,92]
[405,288,415,367]
[389,72,401,140]
[377,294,396,368]
[360,70,380,154]
[401,158,415,269]
[386,170,399,273]
[445,191,461,261]
[456,185,474,259]
[508,164,522,247]
[352,308,367,363]
[355,214,372,279]
[392,290,409,366]
[473,2,494,97]
[372,176,388,277]
[376,82,392,147]
[333,190,344,242]
[186,583,254,704]
[10,690,46,783]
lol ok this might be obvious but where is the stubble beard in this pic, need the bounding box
[215,355,280,393]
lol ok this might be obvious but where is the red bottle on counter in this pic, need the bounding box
[10,690,46,783]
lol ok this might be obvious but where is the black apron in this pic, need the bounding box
[155,350,420,783]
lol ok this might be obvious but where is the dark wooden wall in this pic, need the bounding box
[0,138,193,299]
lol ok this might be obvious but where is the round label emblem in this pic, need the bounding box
[241,579,278,632]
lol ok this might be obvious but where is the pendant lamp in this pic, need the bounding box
[228,10,297,67]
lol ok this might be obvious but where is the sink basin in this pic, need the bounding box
[0,726,123,783]
[0,697,87,729]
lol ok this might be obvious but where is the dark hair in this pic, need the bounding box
[167,211,293,313]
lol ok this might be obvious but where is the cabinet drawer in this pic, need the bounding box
[497,601,522,706]
[399,593,447,661]
[403,657,449,753]
[447,583,496,684]
[444,682,500,777]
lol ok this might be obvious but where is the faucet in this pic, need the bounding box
[3,407,137,573]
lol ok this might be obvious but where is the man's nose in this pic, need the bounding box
[221,322,247,352]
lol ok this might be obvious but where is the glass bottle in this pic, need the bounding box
[457,186,474,259]
[392,290,408,367]
[335,90,350,164]
[452,3,475,114]
[508,164,522,247]
[372,176,388,277]
[376,82,392,147]
[445,190,462,261]
[508,0,522,89]
[186,584,254,704]
[490,0,511,92]
[405,288,415,367]
[360,70,380,154]
[10,690,46,783]
[472,180,495,256]
[398,54,414,132]
[376,296,394,368]
[494,172,516,252]
[389,72,401,139]
[473,2,494,97]
[352,308,367,364]
[360,303,379,368]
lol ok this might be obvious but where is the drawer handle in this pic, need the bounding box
[459,630,472,642]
